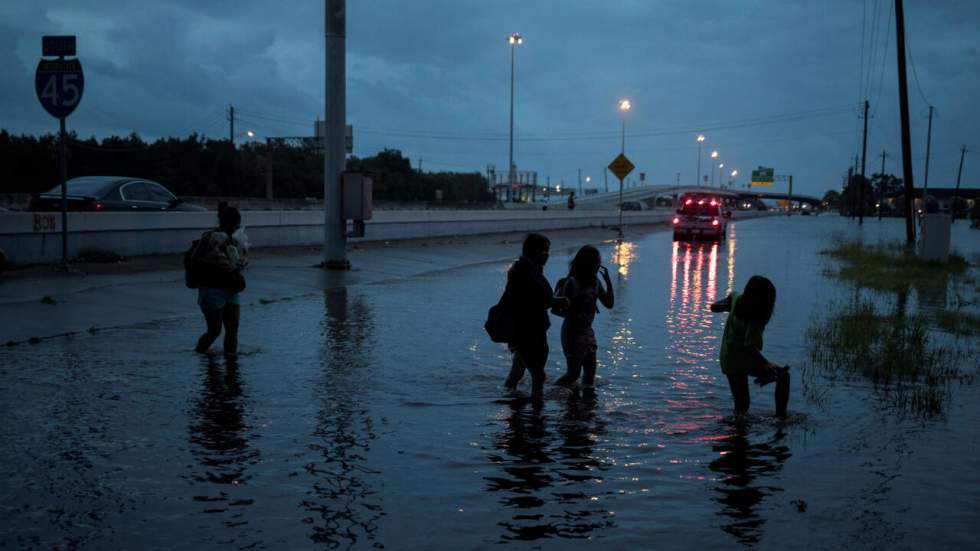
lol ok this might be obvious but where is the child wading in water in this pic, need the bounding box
[711,275,790,419]
[555,245,614,387]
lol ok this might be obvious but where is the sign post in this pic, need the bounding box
[35,35,83,267]
[607,153,635,237]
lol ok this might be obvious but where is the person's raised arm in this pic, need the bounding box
[598,266,614,309]
[710,294,733,312]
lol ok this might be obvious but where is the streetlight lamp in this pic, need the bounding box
[618,98,631,154]
[730,169,737,189]
[507,32,522,202]
[696,134,705,187]
[718,163,724,189]
[710,150,719,186]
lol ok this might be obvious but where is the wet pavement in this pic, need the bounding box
[1,215,979,549]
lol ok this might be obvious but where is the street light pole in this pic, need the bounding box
[507,32,522,202]
[696,134,705,187]
[710,150,719,187]
[323,0,347,269]
[718,163,724,189]
[618,98,631,237]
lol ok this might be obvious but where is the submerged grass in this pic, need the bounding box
[820,240,969,294]
[935,309,980,337]
[806,300,968,417]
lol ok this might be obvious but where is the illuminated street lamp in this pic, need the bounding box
[618,98,631,154]
[696,134,705,187]
[246,130,255,138]
[507,32,523,201]
[710,150,719,186]
[729,169,738,189]
[718,162,724,189]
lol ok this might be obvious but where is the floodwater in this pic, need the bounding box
[1,215,978,549]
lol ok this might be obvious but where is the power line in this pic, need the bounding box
[904,19,931,107]
[871,1,893,117]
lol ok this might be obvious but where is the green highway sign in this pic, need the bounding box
[751,166,774,187]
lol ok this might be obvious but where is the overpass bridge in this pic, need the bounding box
[516,184,822,210]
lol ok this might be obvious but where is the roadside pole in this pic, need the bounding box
[35,36,83,269]
[894,0,917,245]
[607,153,635,238]
[59,116,67,266]
[952,146,966,223]
[323,0,348,268]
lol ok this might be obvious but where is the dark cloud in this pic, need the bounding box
[2,0,977,194]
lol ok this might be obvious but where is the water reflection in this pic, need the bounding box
[486,390,613,541]
[301,287,383,549]
[187,354,259,508]
[709,422,791,546]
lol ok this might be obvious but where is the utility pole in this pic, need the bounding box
[418,157,423,174]
[323,0,347,268]
[952,146,967,222]
[578,168,582,196]
[922,105,934,202]
[894,0,916,245]
[878,149,889,219]
[228,105,237,197]
[859,100,869,225]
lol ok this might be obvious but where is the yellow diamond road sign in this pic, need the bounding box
[608,153,635,181]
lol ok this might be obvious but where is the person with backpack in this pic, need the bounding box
[554,245,614,387]
[502,233,568,403]
[710,275,790,419]
[191,203,248,355]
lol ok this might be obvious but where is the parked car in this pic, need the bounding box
[672,193,729,240]
[29,176,206,212]
[621,200,649,211]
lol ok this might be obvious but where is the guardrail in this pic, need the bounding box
[0,209,678,265]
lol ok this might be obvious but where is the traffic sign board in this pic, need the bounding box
[35,58,84,119]
[608,153,635,181]
[751,166,774,187]
[42,35,76,57]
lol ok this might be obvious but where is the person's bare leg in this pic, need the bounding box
[196,308,223,353]
[222,303,240,355]
[505,350,526,389]
[556,355,582,385]
[581,349,598,386]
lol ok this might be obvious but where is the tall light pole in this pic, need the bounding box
[718,163,724,189]
[618,98,631,154]
[710,150,719,186]
[507,32,522,201]
[618,98,631,237]
[730,169,738,189]
[696,134,705,187]
[323,0,347,268]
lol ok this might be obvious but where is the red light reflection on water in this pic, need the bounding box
[663,234,736,438]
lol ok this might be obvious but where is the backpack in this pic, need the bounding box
[183,237,206,289]
[550,277,569,318]
[484,291,515,343]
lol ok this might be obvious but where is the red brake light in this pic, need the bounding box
[710,200,717,206]
[95,202,104,211]
[712,218,720,226]
[685,199,693,205]
[672,217,680,224]
[698,200,705,205]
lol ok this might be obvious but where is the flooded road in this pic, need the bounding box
[2,215,978,549]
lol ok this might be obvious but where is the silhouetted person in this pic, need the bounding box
[711,275,789,419]
[504,233,568,403]
[555,245,614,387]
[195,203,248,355]
[567,191,576,210]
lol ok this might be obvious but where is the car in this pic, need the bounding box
[29,176,206,212]
[672,194,729,240]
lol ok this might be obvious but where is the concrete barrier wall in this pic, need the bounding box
[0,209,680,265]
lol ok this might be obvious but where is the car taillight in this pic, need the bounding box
[83,200,103,211]
[672,217,680,224]
[710,200,717,206]
[712,218,720,226]
[685,199,693,205]
[698,200,705,205]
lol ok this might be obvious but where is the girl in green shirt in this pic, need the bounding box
[711,275,789,419]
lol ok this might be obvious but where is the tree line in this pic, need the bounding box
[0,130,494,203]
